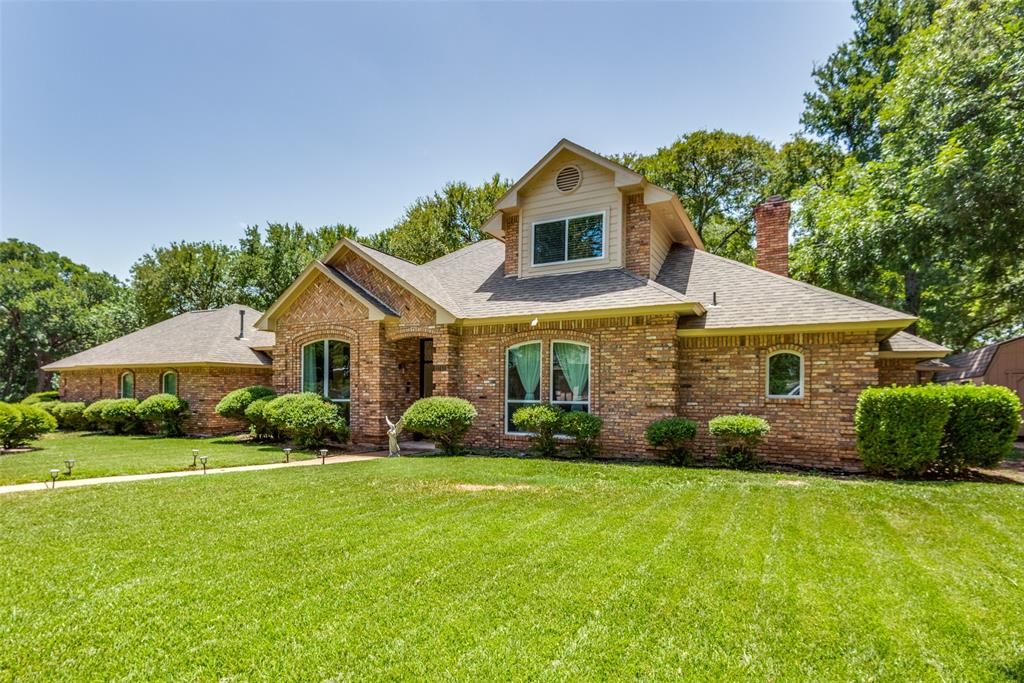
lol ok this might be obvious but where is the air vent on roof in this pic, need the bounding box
[555,165,581,193]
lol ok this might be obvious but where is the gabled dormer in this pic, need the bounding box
[483,139,702,280]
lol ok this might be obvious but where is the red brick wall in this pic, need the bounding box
[877,358,928,386]
[678,331,879,470]
[60,364,273,434]
[754,197,790,277]
[624,192,652,278]
[455,315,679,456]
[502,213,519,277]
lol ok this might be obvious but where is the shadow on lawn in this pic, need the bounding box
[998,656,1024,682]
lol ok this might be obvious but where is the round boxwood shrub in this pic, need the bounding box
[401,397,478,455]
[263,393,349,449]
[645,417,698,466]
[511,404,562,458]
[216,385,277,420]
[940,384,1022,470]
[136,393,190,437]
[82,399,114,430]
[855,385,952,477]
[100,398,141,435]
[49,402,88,431]
[560,411,603,458]
[244,397,280,441]
[708,414,770,469]
[1,403,56,448]
[21,390,59,405]
[0,402,23,449]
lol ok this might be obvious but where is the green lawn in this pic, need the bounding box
[1,457,1023,681]
[0,431,315,485]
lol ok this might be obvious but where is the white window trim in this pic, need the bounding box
[161,371,177,395]
[530,210,607,268]
[300,339,352,405]
[119,371,134,399]
[505,341,542,436]
[766,351,804,399]
[550,340,591,413]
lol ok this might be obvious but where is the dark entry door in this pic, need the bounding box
[419,339,434,398]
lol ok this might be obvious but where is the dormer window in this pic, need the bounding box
[532,212,605,266]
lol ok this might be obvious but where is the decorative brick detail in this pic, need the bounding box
[502,213,519,277]
[678,331,879,470]
[60,364,273,435]
[332,251,436,325]
[754,196,791,277]
[624,193,652,278]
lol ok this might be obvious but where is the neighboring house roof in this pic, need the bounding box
[879,331,951,357]
[43,304,274,371]
[656,245,917,335]
[935,335,1024,382]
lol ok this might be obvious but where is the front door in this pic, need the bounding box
[419,339,434,398]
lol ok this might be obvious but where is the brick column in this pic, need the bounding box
[624,193,652,278]
[754,196,791,277]
[502,213,519,277]
[430,327,459,396]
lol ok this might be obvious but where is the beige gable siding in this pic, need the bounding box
[518,151,622,278]
[650,217,674,278]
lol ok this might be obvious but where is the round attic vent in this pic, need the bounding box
[555,165,582,193]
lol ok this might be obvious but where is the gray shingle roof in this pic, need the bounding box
[43,305,274,370]
[417,240,696,319]
[655,245,915,331]
[880,331,950,355]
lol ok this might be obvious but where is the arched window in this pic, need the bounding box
[767,351,803,398]
[119,371,134,399]
[162,371,178,395]
[551,341,590,414]
[302,340,351,417]
[506,341,541,433]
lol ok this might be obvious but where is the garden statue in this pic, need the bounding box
[385,415,403,457]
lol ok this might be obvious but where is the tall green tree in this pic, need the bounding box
[232,223,359,310]
[802,0,939,161]
[130,241,238,325]
[794,0,1024,349]
[0,240,135,399]
[370,174,510,263]
[617,130,780,263]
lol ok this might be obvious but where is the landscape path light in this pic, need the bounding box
[49,469,60,489]
[199,455,208,474]
[191,449,200,467]
[64,459,75,476]
[283,448,292,463]
[319,449,328,464]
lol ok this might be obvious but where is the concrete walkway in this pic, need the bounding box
[0,452,384,496]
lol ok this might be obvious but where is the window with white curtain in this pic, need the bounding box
[506,341,541,433]
[551,341,590,414]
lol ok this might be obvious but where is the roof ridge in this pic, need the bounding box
[684,246,912,320]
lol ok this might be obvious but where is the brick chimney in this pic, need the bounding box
[754,195,791,277]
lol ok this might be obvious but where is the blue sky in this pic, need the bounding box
[1,1,853,279]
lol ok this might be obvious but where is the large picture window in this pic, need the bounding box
[506,341,541,433]
[119,371,134,399]
[532,212,604,266]
[551,341,590,414]
[302,340,351,417]
[767,351,803,398]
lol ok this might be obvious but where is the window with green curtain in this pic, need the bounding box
[120,372,134,398]
[552,341,589,413]
[768,352,803,397]
[162,371,177,395]
[506,342,541,432]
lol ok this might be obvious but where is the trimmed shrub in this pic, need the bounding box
[216,385,277,420]
[560,411,603,459]
[49,402,88,431]
[21,391,59,405]
[511,404,563,458]
[401,397,478,455]
[855,386,951,477]
[83,399,115,430]
[0,402,23,449]
[940,384,1022,470]
[645,417,698,466]
[1,404,56,448]
[263,393,349,449]
[136,393,190,437]
[708,414,770,469]
[100,398,141,435]
[244,398,280,441]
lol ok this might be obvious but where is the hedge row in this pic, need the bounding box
[0,402,58,449]
[509,404,604,459]
[855,384,1021,477]
[216,386,348,448]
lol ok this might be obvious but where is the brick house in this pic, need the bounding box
[46,139,949,469]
